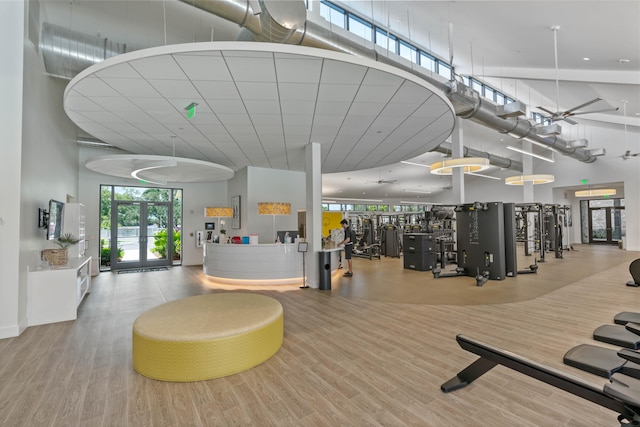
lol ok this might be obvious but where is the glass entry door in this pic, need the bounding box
[588,206,624,245]
[110,201,172,270]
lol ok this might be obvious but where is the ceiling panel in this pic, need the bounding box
[320,60,367,85]
[100,78,160,97]
[129,56,187,80]
[192,81,241,99]
[277,83,319,101]
[65,43,454,181]
[174,54,233,81]
[316,84,360,102]
[223,56,276,82]
[147,80,200,99]
[235,82,279,100]
[274,56,323,83]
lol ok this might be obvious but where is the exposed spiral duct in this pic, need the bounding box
[40,0,602,165]
[40,22,126,80]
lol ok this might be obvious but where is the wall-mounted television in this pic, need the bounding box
[47,199,65,240]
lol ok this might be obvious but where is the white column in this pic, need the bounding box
[305,143,322,288]
[0,1,25,338]
[451,118,465,204]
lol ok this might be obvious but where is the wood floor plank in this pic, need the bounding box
[1,245,638,426]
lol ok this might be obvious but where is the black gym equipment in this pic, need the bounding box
[432,266,465,279]
[627,259,640,287]
[517,258,539,275]
[441,335,640,426]
[403,233,437,271]
[475,268,490,287]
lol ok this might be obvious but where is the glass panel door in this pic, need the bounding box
[589,207,607,243]
[589,206,624,245]
[145,202,172,267]
[111,201,172,270]
[611,208,624,241]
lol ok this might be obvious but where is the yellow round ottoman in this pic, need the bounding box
[132,293,283,382]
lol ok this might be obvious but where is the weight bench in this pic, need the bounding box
[441,334,640,425]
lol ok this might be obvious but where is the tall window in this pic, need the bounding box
[319,1,346,28]
[399,40,418,63]
[437,62,452,80]
[348,14,372,41]
[419,52,436,72]
[375,28,397,52]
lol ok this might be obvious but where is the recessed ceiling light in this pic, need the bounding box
[618,59,630,64]
[583,57,590,61]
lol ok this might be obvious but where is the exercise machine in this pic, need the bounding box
[379,224,401,258]
[352,218,380,260]
[441,335,640,426]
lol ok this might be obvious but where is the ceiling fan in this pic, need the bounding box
[366,178,398,185]
[366,169,398,185]
[537,26,618,125]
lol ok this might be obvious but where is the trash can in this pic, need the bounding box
[319,251,331,290]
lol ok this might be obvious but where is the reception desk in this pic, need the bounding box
[204,243,340,285]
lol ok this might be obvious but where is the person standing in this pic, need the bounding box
[339,219,353,277]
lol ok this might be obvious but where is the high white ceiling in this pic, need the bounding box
[38,0,640,201]
[64,43,454,174]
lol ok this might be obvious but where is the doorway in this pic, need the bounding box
[110,201,173,270]
[587,201,625,245]
[100,185,182,271]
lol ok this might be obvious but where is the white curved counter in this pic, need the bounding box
[205,243,326,285]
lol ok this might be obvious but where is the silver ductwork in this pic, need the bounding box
[237,0,307,43]
[434,142,523,172]
[41,22,126,80]
[449,81,599,163]
[175,0,599,164]
[42,0,601,164]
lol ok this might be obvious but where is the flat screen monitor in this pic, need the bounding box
[47,199,64,240]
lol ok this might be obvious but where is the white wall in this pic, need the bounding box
[0,2,25,339]
[2,4,80,338]
[224,166,305,243]
[247,167,306,243]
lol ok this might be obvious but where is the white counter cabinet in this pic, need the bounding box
[204,243,309,284]
[27,256,92,326]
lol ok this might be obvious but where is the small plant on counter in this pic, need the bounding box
[55,233,81,249]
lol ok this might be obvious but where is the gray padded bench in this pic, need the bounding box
[594,325,640,349]
[615,312,640,325]
[564,344,640,378]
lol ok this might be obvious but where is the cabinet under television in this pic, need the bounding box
[27,256,92,326]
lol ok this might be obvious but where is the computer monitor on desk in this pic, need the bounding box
[276,230,298,243]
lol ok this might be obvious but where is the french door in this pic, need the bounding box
[110,201,173,270]
[588,206,624,245]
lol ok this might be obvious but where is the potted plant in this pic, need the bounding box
[56,233,81,249]
[42,233,81,266]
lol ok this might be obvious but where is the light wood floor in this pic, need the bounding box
[1,245,639,426]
